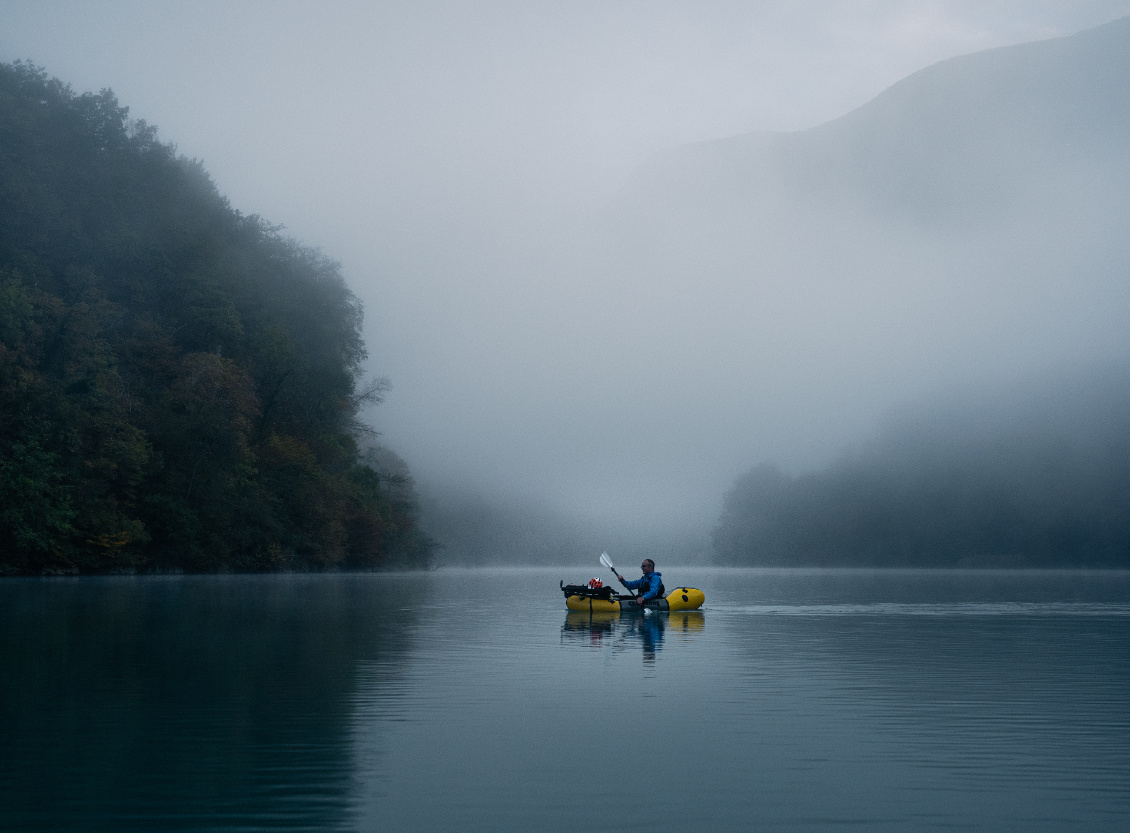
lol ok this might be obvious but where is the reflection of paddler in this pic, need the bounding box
[562,610,705,636]
[562,609,705,659]
[631,611,664,660]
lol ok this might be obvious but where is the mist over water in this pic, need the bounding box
[3,7,1130,830]
[3,3,1130,560]
[418,14,1130,561]
[376,10,1130,560]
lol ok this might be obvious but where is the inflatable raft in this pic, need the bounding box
[560,581,705,613]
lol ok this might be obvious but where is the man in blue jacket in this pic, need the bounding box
[617,559,663,604]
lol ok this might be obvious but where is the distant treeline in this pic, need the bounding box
[713,367,1130,567]
[0,62,433,574]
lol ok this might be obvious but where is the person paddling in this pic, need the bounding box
[617,559,663,605]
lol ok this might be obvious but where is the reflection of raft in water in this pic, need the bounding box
[560,581,705,613]
[563,610,705,633]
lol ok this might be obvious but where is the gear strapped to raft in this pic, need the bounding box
[560,582,614,600]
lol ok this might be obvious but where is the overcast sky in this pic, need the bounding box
[4,1,1130,554]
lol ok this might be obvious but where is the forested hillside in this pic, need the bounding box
[713,366,1130,567]
[0,62,432,574]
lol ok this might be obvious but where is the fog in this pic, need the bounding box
[4,1,1130,563]
[713,359,1130,566]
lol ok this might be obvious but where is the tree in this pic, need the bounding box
[0,61,433,573]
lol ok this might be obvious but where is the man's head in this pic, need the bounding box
[641,559,655,574]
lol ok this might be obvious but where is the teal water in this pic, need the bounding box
[2,568,1128,832]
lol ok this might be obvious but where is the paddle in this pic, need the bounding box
[600,552,645,610]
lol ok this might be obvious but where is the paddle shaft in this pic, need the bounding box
[613,569,645,604]
[601,555,639,600]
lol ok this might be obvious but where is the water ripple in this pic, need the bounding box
[710,601,1130,616]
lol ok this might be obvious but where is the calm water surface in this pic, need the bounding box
[2,568,1128,832]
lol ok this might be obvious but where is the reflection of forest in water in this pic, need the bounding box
[5,569,1127,833]
[562,610,705,662]
[0,575,428,832]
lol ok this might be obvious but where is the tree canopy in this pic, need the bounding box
[0,61,432,574]
[713,368,1130,567]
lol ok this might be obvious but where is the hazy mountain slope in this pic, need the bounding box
[624,15,1130,227]
[606,17,1130,566]
[598,16,1130,457]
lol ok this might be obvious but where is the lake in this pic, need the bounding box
[2,567,1128,832]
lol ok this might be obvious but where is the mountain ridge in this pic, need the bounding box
[621,15,1130,227]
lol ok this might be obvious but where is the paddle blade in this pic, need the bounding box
[600,552,614,570]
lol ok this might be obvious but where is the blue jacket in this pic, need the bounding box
[623,571,663,601]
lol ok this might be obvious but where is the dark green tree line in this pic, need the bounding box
[0,61,433,573]
[713,367,1130,567]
